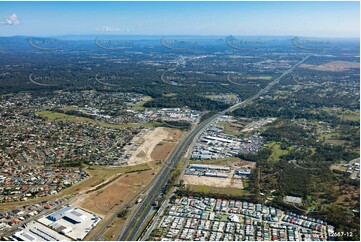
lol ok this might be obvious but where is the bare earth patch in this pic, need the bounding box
[73,169,155,217]
[299,61,359,72]
[232,160,257,169]
[127,127,182,165]
[183,174,243,189]
[241,118,276,132]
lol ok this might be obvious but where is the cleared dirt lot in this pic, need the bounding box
[231,160,257,169]
[183,174,243,189]
[241,118,276,132]
[73,169,155,217]
[300,61,360,72]
[151,129,183,160]
[127,127,183,165]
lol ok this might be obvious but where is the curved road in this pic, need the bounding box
[118,54,311,241]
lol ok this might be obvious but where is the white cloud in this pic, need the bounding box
[97,26,130,33]
[0,13,21,26]
[102,26,121,32]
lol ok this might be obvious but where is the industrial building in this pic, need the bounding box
[185,164,232,179]
[11,205,101,241]
[284,196,303,205]
[189,164,231,172]
[12,221,69,241]
[39,205,101,240]
[235,169,252,178]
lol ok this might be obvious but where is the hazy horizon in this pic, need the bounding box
[0,34,360,40]
[0,1,359,38]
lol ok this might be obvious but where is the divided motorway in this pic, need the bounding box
[118,111,218,240]
[118,54,311,241]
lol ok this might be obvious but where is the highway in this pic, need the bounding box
[118,54,311,241]
[118,112,218,241]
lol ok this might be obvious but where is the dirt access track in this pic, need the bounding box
[73,170,153,217]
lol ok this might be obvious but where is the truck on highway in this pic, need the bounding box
[136,194,144,204]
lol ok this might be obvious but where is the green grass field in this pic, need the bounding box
[247,76,272,80]
[218,121,242,136]
[330,164,348,172]
[321,132,347,146]
[127,96,153,111]
[339,110,360,122]
[242,179,250,189]
[323,107,360,122]
[204,93,238,99]
[265,142,290,162]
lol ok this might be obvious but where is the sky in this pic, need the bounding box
[0,1,359,38]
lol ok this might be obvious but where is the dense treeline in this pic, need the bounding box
[282,144,359,163]
[320,206,360,241]
[144,94,230,111]
[161,120,191,130]
[277,162,310,198]
[0,38,268,103]
[238,148,272,163]
[262,123,313,145]
[231,99,342,122]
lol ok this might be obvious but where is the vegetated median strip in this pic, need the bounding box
[89,163,162,240]
[89,170,159,240]
[123,159,177,239]
[121,128,194,240]
[120,142,186,239]
[141,159,188,240]
[122,115,219,240]
[118,148,186,239]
